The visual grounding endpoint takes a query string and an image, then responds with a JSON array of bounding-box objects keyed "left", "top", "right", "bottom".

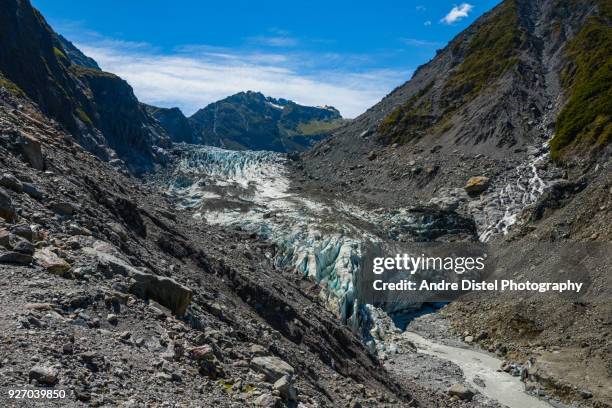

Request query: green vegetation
[
  {"left": 53, "top": 46, "right": 68, "bottom": 62},
  {"left": 550, "top": 0, "right": 611, "bottom": 159},
  {"left": 443, "top": 0, "right": 523, "bottom": 106},
  {"left": 0, "top": 73, "right": 25, "bottom": 97},
  {"left": 75, "top": 107, "right": 93, "bottom": 126},
  {"left": 296, "top": 118, "right": 346, "bottom": 136},
  {"left": 218, "top": 380, "right": 234, "bottom": 393},
  {"left": 378, "top": 82, "right": 434, "bottom": 144},
  {"left": 378, "top": 1, "right": 524, "bottom": 145},
  {"left": 71, "top": 64, "right": 118, "bottom": 79}
]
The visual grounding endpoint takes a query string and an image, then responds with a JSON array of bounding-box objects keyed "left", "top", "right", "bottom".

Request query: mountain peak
[{"left": 163, "top": 92, "right": 345, "bottom": 152}]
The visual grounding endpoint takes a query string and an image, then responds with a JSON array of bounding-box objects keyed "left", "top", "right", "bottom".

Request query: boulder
[
  {"left": 11, "top": 224, "right": 33, "bottom": 241},
  {"left": 106, "top": 313, "right": 118, "bottom": 325},
  {"left": 82, "top": 247, "right": 192, "bottom": 315},
  {"left": 28, "top": 365, "right": 58, "bottom": 385},
  {"left": 189, "top": 345, "right": 214, "bottom": 361},
  {"left": 447, "top": 384, "right": 474, "bottom": 401},
  {"left": 13, "top": 240, "right": 34, "bottom": 255},
  {"left": 0, "top": 251, "right": 32, "bottom": 265},
  {"left": 249, "top": 344, "right": 267, "bottom": 356},
  {"left": 34, "top": 248, "right": 71, "bottom": 275},
  {"left": 22, "top": 183, "right": 43, "bottom": 199},
  {"left": 0, "top": 173, "right": 23, "bottom": 193},
  {"left": 273, "top": 375, "right": 297, "bottom": 400},
  {"left": 0, "top": 188, "right": 16, "bottom": 222},
  {"left": 19, "top": 133, "right": 44, "bottom": 170},
  {"left": 250, "top": 356, "right": 295, "bottom": 382},
  {"left": 254, "top": 394, "right": 281, "bottom": 407},
  {"left": 0, "top": 228, "right": 9, "bottom": 248},
  {"left": 464, "top": 176, "right": 490, "bottom": 195},
  {"left": 129, "top": 272, "right": 192, "bottom": 316},
  {"left": 50, "top": 201, "right": 78, "bottom": 216}
]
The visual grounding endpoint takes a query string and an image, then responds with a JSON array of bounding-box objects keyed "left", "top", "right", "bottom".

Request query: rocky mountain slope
[
  {"left": 0, "top": 83, "right": 432, "bottom": 407},
  {"left": 0, "top": 0, "right": 170, "bottom": 174},
  {"left": 147, "top": 91, "right": 345, "bottom": 152},
  {"left": 0, "top": 1, "right": 430, "bottom": 407},
  {"left": 297, "top": 0, "right": 611, "bottom": 405},
  {"left": 301, "top": 0, "right": 609, "bottom": 205}
]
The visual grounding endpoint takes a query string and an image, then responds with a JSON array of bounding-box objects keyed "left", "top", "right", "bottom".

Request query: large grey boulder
[
  {"left": 0, "top": 251, "right": 32, "bottom": 265},
  {"left": 448, "top": 384, "right": 474, "bottom": 401},
  {"left": 0, "top": 173, "right": 23, "bottom": 193},
  {"left": 273, "top": 375, "right": 297, "bottom": 400},
  {"left": 250, "top": 356, "right": 295, "bottom": 382},
  {"left": 0, "top": 188, "right": 16, "bottom": 222},
  {"left": 82, "top": 246, "right": 192, "bottom": 315},
  {"left": 19, "top": 132, "right": 44, "bottom": 170},
  {"left": 29, "top": 365, "right": 58, "bottom": 385},
  {"left": 129, "top": 271, "right": 192, "bottom": 316}
]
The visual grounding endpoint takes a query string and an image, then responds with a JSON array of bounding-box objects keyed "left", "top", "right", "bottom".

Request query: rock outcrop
[{"left": 0, "top": 0, "right": 170, "bottom": 173}]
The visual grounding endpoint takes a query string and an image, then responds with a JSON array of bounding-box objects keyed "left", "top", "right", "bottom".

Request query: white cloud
[
  {"left": 247, "top": 35, "right": 299, "bottom": 47},
  {"left": 401, "top": 38, "right": 442, "bottom": 47},
  {"left": 415, "top": 5, "right": 426, "bottom": 11},
  {"left": 441, "top": 3, "right": 474, "bottom": 24},
  {"left": 424, "top": 20, "right": 432, "bottom": 26},
  {"left": 76, "top": 39, "right": 409, "bottom": 118}
]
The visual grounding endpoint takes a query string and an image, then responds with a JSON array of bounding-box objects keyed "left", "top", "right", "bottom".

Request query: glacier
[
  {"left": 162, "top": 140, "right": 554, "bottom": 354},
  {"left": 164, "top": 145, "right": 477, "bottom": 349}
]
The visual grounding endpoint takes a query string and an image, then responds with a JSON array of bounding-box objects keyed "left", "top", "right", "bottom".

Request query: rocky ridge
[{"left": 147, "top": 91, "right": 345, "bottom": 153}]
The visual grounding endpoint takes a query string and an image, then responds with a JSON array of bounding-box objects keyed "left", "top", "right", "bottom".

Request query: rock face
[
  {"left": 186, "top": 91, "right": 344, "bottom": 152},
  {"left": 0, "top": 0, "right": 169, "bottom": 173},
  {"left": 250, "top": 356, "right": 295, "bottom": 382},
  {"left": 143, "top": 105, "right": 196, "bottom": 144},
  {"left": 55, "top": 34, "right": 100, "bottom": 70},
  {"left": 11, "top": 94, "right": 415, "bottom": 405}
]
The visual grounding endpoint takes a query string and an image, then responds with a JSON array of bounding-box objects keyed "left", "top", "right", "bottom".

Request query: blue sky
[{"left": 33, "top": 0, "right": 500, "bottom": 117}]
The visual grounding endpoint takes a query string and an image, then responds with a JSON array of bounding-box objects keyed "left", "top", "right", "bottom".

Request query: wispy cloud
[
  {"left": 246, "top": 31, "right": 299, "bottom": 47},
  {"left": 415, "top": 5, "right": 426, "bottom": 11},
  {"left": 74, "top": 36, "right": 409, "bottom": 118},
  {"left": 400, "top": 38, "right": 442, "bottom": 48},
  {"left": 441, "top": 3, "right": 474, "bottom": 24},
  {"left": 424, "top": 20, "right": 432, "bottom": 26}
]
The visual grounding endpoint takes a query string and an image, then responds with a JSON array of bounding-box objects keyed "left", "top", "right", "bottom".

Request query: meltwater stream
[
  {"left": 403, "top": 332, "right": 552, "bottom": 408},
  {"left": 165, "top": 144, "right": 555, "bottom": 407}
]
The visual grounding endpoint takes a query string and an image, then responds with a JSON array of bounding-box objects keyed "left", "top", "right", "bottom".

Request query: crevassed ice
[
  {"left": 167, "top": 145, "right": 373, "bottom": 332},
  {"left": 166, "top": 145, "right": 481, "bottom": 344}
]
